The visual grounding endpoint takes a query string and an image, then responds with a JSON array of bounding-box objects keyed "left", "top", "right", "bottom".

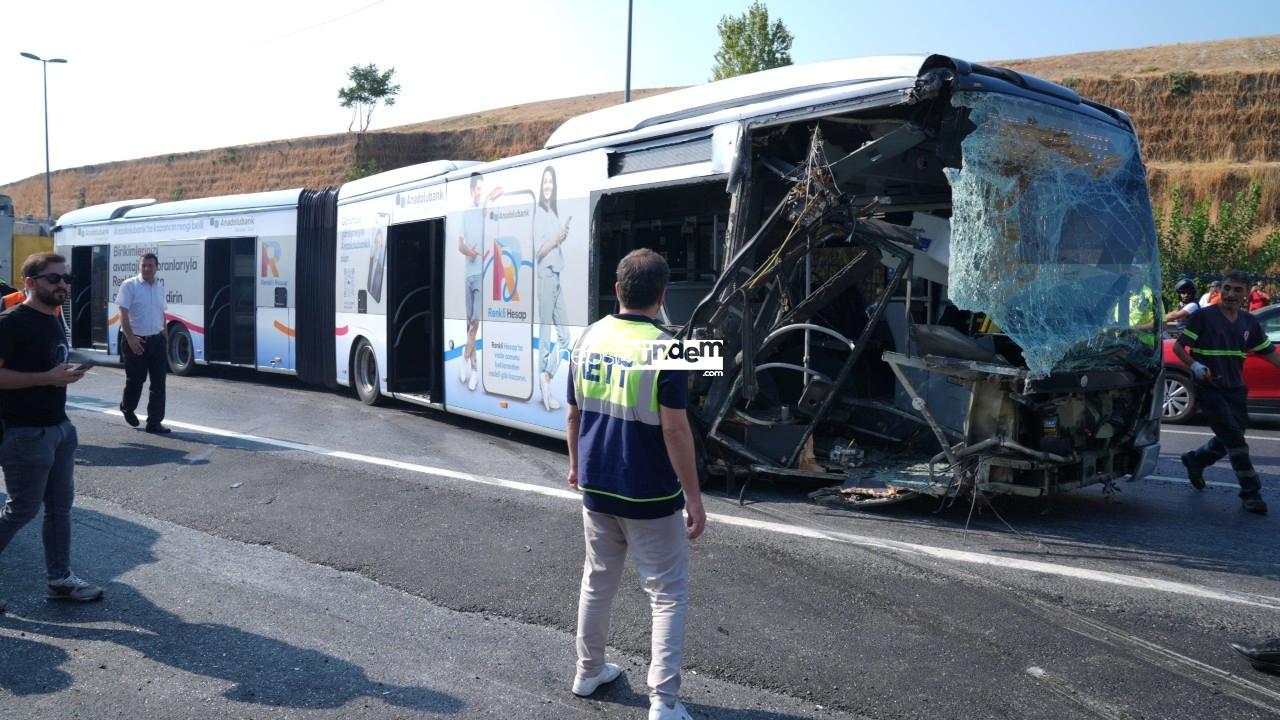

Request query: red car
[{"left": 1162, "top": 303, "right": 1280, "bottom": 423}]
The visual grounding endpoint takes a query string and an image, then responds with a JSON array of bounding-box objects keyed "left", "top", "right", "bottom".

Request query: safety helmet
[{"left": 1175, "top": 278, "right": 1197, "bottom": 295}]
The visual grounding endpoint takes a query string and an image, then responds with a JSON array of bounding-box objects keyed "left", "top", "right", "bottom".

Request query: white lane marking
[
  {"left": 69, "top": 401, "right": 1280, "bottom": 611},
  {"left": 1162, "top": 428, "right": 1280, "bottom": 443},
  {"left": 1145, "top": 474, "right": 1242, "bottom": 490}
]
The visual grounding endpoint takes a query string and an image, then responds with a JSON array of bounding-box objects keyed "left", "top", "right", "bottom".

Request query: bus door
[
  {"left": 205, "top": 237, "right": 257, "bottom": 365},
  {"left": 70, "top": 244, "right": 110, "bottom": 349},
  {"left": 386, "top": 219, "right": 444, "bottom": 399}
]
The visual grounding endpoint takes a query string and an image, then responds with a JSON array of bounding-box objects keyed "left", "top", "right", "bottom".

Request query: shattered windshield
[{"left": 943, "top": 91, "right": 1161, "bottom": 378}]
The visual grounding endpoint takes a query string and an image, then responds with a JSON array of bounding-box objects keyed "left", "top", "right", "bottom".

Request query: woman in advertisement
[{"left": 534, "top": 165, "right": 571, "bottom": 412}]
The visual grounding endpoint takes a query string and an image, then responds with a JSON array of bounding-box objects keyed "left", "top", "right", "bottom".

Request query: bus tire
[
  {"left": 167, "top": 323, "right": 196, "bottom": 376},
  {"left": 353, "top": 339, "right": 384, "bottom": 406}
]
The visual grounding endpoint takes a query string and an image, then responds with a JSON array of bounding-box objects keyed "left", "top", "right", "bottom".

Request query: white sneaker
[
  {"left": 458, "top": 361, "right": 469, "bottom": 385},
  {"left": 545, "top": 375, "right": 562, "bottom": 410},
  {"left": 571, "top": 662, "right": 622, "bottom": 697},
  {"left": 649, "top": 699, "right": 693, "bottom": 720},
  {"left": 47, "top": 573, "right": 104, "bottom": 602},
  {"left": 467, "top": 365, "right": 478, "bottom": 391},
  {"left": 540, "top": 375, "right": 561, "bottom": 411}
]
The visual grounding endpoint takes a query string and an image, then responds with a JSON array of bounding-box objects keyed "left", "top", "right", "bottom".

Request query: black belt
[{"left": 138, "top": 333, "right": 163, "bottom": 339}]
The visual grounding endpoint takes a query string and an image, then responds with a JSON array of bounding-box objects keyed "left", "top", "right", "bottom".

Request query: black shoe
[
  {"left": 121, "top": 404, "right": 140, "bottom": 428},
  {"left": 1230, "top": 638, "right": 1280, "bottom": 674},
  {"left": 1242, "top": 494, "right": 1268, "bottom": 515},
  {"left": 145, "top": 424, "right": 172, "bottom": 435},
  {"left": 1181, "top": 452, "right": 1205, "bottom": 490}
]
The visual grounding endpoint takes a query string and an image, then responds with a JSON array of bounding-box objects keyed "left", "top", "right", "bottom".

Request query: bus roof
[
  {"left": 57, "top": 189, "right": 305, "bottom": 229},
  {"left": 338, "top": 160, "right": 479, "bottom": 202},
  {"left": 545, "top": 55, "right": 928, "bottom": 149},
  {"left": 56, "top": 198, "right": 157, "bottom": 226},
  {"left": 121, "top": 189, "right": 305, "bottom": 220}
]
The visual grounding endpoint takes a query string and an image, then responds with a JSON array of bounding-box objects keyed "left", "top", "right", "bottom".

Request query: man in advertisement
[
  {"left": 0, "top": 252, "right": 103, "bottom": 610},
  {"left": 565, "top": 249, "right": 705, "bottom": 720},
  {"left": 457, "top": 173, "right": 501, "bottom": 392},
  {"left": 117, "top": 253, "right": 171, "bottom": 434}
]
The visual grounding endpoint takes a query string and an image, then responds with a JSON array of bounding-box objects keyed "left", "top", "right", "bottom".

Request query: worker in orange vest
[{"left": 2, "top": 285, "right": 23, "bottom": 309}]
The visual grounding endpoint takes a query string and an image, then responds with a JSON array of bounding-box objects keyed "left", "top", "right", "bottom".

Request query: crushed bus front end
[{"left": 681, "top": 56, "right": 1163, "bottom": 507}]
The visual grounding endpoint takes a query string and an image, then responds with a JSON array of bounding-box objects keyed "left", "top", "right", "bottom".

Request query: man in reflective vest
[
  {"left": 565, "top": 248, "right": 704, "bottom": 720},
  {"left": 1175, "top": 269, "right": 1280, "bottom": 514}
]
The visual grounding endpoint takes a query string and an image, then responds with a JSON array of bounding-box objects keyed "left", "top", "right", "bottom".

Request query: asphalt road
[{"left": 1, "top": 365, "right": 1278, "bottom": 719}]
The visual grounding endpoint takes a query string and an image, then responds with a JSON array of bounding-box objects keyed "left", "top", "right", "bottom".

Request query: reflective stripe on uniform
[{"left": 581, "top": 486, "right": 684, "bottom": 503}]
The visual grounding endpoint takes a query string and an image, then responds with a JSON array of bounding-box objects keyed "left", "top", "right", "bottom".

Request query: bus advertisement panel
[
  {"left": 481, "top": 190, "right": 536, "bottom": 400},
  {"left": 107, "top": 241, "right": 202, "bottom": 355},
  {"left": 443, "top": 153, "right": 599, "bottom": 431}
]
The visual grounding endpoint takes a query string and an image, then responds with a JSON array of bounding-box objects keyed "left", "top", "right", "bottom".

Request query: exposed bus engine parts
[{"left": 679, "top": 59, "right": 1163, "bottom": 506}]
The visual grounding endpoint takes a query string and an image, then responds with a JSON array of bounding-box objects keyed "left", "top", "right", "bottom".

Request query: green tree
[
  {"left": 342, "top": 159, "right": 382, "bottom": 182},
  {"left": 1158, "top": 181, "right": 1280, "bottom": 304},
  {"left": 710, "top": 1, "right": 793, "bottom": 81},
  {"left": 338, "top": 64, "right": 401, "bottom": 133}
]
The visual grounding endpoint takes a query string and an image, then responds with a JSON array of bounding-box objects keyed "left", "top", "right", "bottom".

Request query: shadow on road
[
  {"left": 0, "top": 634, "right": 72, "bottom": 696},
  {"left": 75, "top": 442, "right": 211, "bottom": 468},
  {"left": 0, "top": 505, "right": 464, "bottom": 713}
]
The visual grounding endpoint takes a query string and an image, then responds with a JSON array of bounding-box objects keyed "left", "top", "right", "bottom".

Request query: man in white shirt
[{"left": 117, "top": 253, "right": 170, "bottom": 433}]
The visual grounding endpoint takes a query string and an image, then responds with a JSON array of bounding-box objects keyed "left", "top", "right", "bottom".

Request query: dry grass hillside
[
  {"left": 996, "top": 35, "right": 1280, "bottom": 228},
  {"left": 2, "top": 37, "right": 1278, "bottom": 236},
  {"left": 0, "top": 89, "right": 672, "bottom": 221},
  {"left": 999, "top": 34, "right": 1280, "bottom": 78}
]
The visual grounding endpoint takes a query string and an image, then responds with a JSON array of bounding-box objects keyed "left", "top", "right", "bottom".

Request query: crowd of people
[{"left": 1166, "top": 278, "right": 1275, "bottom": 331}]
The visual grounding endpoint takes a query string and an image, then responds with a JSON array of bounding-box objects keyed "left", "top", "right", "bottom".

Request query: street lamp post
[
  {"left": 624, "top": 0, "right": 633, "bottom": 102},
  {"left": 20, "top": 52, "right": 68, "bottom": 224}
]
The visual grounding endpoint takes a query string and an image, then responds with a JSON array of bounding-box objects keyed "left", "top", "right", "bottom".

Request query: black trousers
[
  {"left": 1185, "top": 383, "right": 1261, "bottom": 497},
  {"left": 122, "top": 334, "right": 167, "bottom": 426}
]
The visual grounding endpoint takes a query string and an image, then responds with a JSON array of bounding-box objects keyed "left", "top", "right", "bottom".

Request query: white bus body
[
  {"left": 57, "top": 55, "right": 1163, "bottom": 500},
  {"left": 56, "top": 190, "right": 303, "bottom": 374}
]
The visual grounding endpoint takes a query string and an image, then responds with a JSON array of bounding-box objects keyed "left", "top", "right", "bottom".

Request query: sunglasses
[{"left": 30, "top": 272, "right": 75, "bottom": 285}]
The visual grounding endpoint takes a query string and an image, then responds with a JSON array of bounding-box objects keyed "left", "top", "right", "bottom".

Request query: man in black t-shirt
[
  {"left": 0, "top": 252, "right": 103, "bottom": 613},
  {"left": 1174, "top": 269, "right": 1280, "bottom": 515}
]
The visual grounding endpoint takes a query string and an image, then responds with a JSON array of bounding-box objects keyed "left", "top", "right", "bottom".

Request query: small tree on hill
[
  {"left": 338, "top": 64, "right": 401, "bottom": 133},
  {"left": 710, "top": 1, "right": 793, "bottom": 81},
  {"left": 1158, "top": 181, "right": 1280, "bottom": 303}
]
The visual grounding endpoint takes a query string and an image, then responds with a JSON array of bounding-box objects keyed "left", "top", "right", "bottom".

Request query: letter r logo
[{"left": 261, "top": 241, "right": 282, "bottom": 278}]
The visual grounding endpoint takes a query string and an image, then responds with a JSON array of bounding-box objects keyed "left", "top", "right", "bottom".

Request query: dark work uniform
[
  {"left": 0, "top": 304, "right": 79, "bottom": 581},
  {"left": 1177, "top": 305, "right": 1274, "bottom": 497}
]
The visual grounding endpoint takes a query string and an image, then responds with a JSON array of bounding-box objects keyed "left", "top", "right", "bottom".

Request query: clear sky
[{"left": 3, "top": 0, "right": 1278, "bottom": 185}]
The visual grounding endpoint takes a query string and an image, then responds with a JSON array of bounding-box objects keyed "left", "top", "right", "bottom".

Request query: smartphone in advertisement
[{"left": 480, "top": 190, "right": 536, "bottom": 400}]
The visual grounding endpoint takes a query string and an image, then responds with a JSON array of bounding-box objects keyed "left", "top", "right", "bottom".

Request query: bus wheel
[
  {"left": 167, "top": 324, "right": 196, "bottom": 376},
  {"left": 353, "top": 340, "right": 383, "bottom": 406}
]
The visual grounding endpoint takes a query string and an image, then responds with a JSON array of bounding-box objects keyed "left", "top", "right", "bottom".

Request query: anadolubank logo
[{"left": 211, "top": 216, "right": 254, "bottom": 229}]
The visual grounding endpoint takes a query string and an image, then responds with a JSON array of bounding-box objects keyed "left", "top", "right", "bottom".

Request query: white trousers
[{"left": 576, "top": 507, "right": 689, "bottom": 705}]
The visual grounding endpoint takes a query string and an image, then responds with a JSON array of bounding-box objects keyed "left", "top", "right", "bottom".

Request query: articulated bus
[{"left": 56, "top": 55, "right": 1163, "bottom": 504}]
